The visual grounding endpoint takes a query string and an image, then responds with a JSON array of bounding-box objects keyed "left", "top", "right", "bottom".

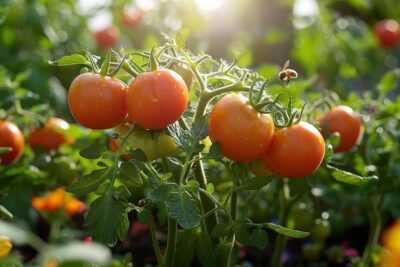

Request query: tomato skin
[
  {"left": 121, "top": 9, "right": 143, "bottom": 28},
  {"left": 208, "top": 94, "right": 275, "bottom": 163},
  {"left": 126, "top": 69, "right": 188, "bottom": 129},
  {"left": 0, "top": 121, "right": 24, "bottom": 165},
  {"left": 263, "top": 122, "right": 325, "bottom": 178},
  {"left": 28, "top": 118, "right": 73, "bottom": 151},
  {"left": 94, "top": 27, "right": 119, "bottom": 49},
  {"left": 374, "top": 20, "right": 400, "bottom": 49},
  {"left": 318, "top": 105, "right": 363, "bottom": 153},
  {"left": 68, "top": 73, "right": 128, "bottom": 129}
]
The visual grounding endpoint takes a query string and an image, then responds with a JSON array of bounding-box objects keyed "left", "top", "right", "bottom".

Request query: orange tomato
[
  {"left": 0, "top": 121, "right": 24, "bottom": 165},
  {"left": 68, "top": 73, "right": 128, "bottom": 129},
  {"left": 28, "top": 118, "right": 74, "bottom": 151},
  {"left": 108, "top": 136, "right": 132, "bottom": 160},
  {"left": 126, "top": 69, "right": 188, "bottom": 129},
  {"left": 318, "top": 105, "right": 363, "bottom": 153},
  {"left": 208, "top": 94, "right": 275, "bottom": 163},
  {"left": 263, "top": 122, "right": 325, "bottom": 178}
]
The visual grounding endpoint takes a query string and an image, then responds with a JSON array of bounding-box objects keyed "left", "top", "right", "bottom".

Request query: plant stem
[
  {"left": 361, "top": 195, "right": 383, "bottom": 267},
  {"left": 149, "top": 216, "right": 164, "bottom": 266},
  {"left": 223, "top": 189, "right": 238, "bottom": 267},
  {"left": 271, "top": 179, "right": 290, "bottom": 267},
  {"left": 165, "top": 217, "right": 177, "bottom": 267}
]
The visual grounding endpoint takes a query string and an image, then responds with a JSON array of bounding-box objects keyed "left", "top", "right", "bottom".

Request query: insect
[{"left": 278, "top": 60, "right": 298, "bottom": 85}]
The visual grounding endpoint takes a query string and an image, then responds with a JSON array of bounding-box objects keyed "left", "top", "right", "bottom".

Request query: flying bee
[{"left": 278, "top": 60, "right": 298, "bottom": 85}]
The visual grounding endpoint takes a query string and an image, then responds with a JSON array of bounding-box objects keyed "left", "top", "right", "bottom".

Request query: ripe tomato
[
  {"left": 208, "top": 94, "right": 275, "bottom": 163},
  {"left": 121, "top": 9, "right": 143, "bottom": 28},
  {"left": 318, "top": 105, "right": 363, "bottom": 153},
  {"left": 28, "top": 118, "right": 74, "bottom": 151},
  {"left": 126, "top": 69, "right": 188, "bottom": 129},
  {"left": 108, "top": 136, "right": 132, "bottom": 160},
  {"left": 68, "top": 73, "right": 127, "bottom": 129},
  {"left": 373, "top": 20, "right": 400, "bottom": 49},
  {"left": 94, "top": 27, "right": 119, "bottom": 49},
  {"left": 0, "top": 121, "right": 24, "bottom": 165},
  {"left": 262, "top": 122, "right": 325, "bottom": 178},
  {"left": 170, "top": 63, "right": 193, "bottom": 89}
]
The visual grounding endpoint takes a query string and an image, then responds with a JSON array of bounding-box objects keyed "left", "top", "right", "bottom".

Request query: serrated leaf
[
  {"left": 175, "top": 229, "right": 197, "bottom": 267},
  {"left": 167, "top": 187, "right": 201, "bottom": 229},
  {"left": 84, "top": 194, "right": 128, "bottom": 246},
  {"left": 265, "top": 223, "right": 309, "bottom": 238},
  {"left": 195, "top": 230, "right": 216, "bottom": 267},
  {"left": 327, "top": 165, "right": 378, "bottom": 185},
  {"left": 237, "top": 175, "right": 275, "bottom": 190},
  {"left": 209, "top": 142, "right": 223, "bottom": 161},
  {"left": 118, "top": 161, "right": 143, "bottom": 187},
  {"left": 67, "top": 168, "right": 110, "bottom": 195},
  {"left": 79, "top": 144, "right": 106, "bottom": 159},
  {"left": 190, "top": 116, "right": 209, "bottom": 142},
  {"left": 250, "top": 228, "right": 268, "bottom": 249},
  {"left": 377, "top": 68, "right": 400, "bottom": 95},
  {"left": 148, "top": 183, "right": 178, "bottom": 202},
  {"left": 49, "top": 54, "right": 90, "bottom": 66}
]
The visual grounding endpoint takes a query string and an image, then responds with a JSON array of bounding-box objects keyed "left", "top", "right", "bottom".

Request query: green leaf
[
  {"left": 79, "top": 144, "right": 106, "bottom": 159},
  {"left": 0, "top": 147, "right": 12, "bottom": 154},
  {"left": 129, "top": 148, "right": 148, "bottom": 162},
  {"left": 167, "top": 187, "right": 201, "bottom": 229},
  {"left": 137, "top": 208, "right": 152, "bottom": 224},
  {"left": 0, "top": 205, "right": 13, "bottom": 220},
  {"left": 67, "top": 168, "right": 110, "bottom": 195},
  {"left": 211, "top": 223, "right": 231, "bottom": 238},
  {"left": 42, "top": 242, "right": 111, "bottom": 265},
  {"left": 84, "top": 194, "right": 128, "bottom": 246},
  {"left": 237, "top": 175, "right": 275, "bottom": 190},
  {"left": 209, "top": 142, "right": 223, "bottom": 161},
  {"left": 49, "top": 54, "right": 90, "bottom": 66},
  {"left": 265, "top": 223, "right": 310, "bottom": 238},
  {"left": 377, "top": 68, "right": 400, "bottom": 96},
  {"left": 148, "top": 183, "right": 178, "bottom": 202},
  {"left": 327, "top": 165, "right": 378, "bottom": 185},
  {"left": 185, "top": 180, "right": 200, "bottom": 192},
  {"left": 195, "top": 230, "right": 217, "bottom": 267},
  {"left": 174, "top": 229, "right": 197, "bottom": 267},
  {"left": 116, "top": 212, "right": 130, "bottom": 241},
  {"left": 118, "top": 161, "right": 143, "bottom": 187},
  {"left": 250, "top": 228, "right": 269, "bottom": 249},
  {"left": 206, "top": 183, "right": 215, "bottom": 194}
]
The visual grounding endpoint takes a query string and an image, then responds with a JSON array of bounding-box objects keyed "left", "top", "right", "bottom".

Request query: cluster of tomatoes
[
  {"left": 95, "top": 8, "right": 145, "bottom": 50},
  {"left": 374, "top": 19, "right": 400, "bottom": 49},
  {"left": 208, "top": 94, "right": 363, "bottom": 178},
  {"left": 0, "top": 117, "right": 73, "bottom": 165}
]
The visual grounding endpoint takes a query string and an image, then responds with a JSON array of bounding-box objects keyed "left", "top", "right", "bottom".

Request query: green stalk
[
  {"left": 165, "top": 217, "right": 178, "bottom": 267},
  {"left": 271, "top": 180, "right": 290, "bottom": 267},
  {"left": 149, "top": 216, "right": 164, "bottom": 266},
  {"left": 223, "top": 190, "right": 237, "bottom": 267},
  {"left": 361, "top": 195, "right": 383, "bottom": 267}
]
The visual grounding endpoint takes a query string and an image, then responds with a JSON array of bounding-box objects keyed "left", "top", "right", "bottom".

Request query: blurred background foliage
[{"left": 0, "top": 0, "right": 399, "bottom": 119}]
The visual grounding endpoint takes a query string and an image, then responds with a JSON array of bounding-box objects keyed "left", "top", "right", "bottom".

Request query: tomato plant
[
  {"left": 263, "top": 122, "right": 325, "bottom": 178},
  {"left": 0, "top": 121, "right": 24, "bottom": 165}
]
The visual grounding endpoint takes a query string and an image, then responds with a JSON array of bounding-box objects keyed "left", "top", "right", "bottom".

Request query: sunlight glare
[{"left": 194, "top": 0, "right": 224, "bottom": 13}]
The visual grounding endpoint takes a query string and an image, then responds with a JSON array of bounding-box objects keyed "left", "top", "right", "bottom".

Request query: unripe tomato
[
  {"left": 373, "top": 20, "right": 400, "bottom": 49},
  {"left": 94, "top": 27, "right": 119, "bottom": 50},
  {"left": 28, "top": 118, "right": 74, "bottom": 151},
  {"left": 121, "top": 9, "right": 144, "bottom": 28},
  {"left": 49, "top": 156, "right": 78, "bottom": 184},
  {"left": 68, "top": 73, "right": 128, "bottom": 129},
  {"left": 263, "top": 122, "right": 325, "bottom": 178},
  {"left": 170, "top": 63, "right": 193, "bottom": 89},
  {"left": 126, "top": 69, "right": 188, "bottom": 129},
  {"left": 250, "top": 160, "right": 272, "bottom": 176},
  {"left": 0, "top": 236, "right": 12, "bottom": 259},
  {"left": 311, "top": 218, "right": 331, "bottom": 241},
  {"left": 0, "top": 121, "right": 24, "bottom": 165},
  {"left": 290, "top": 202, "right": 315, "bottom": 231},
  {"left": 208, "top": 94, "right": 275, "bottom": 163},
  {"left": 302, "top": 243, "right": 322, "bottom": 261},
  {"left": 318, "top": 105, "right": 363, "bottom": 153}
]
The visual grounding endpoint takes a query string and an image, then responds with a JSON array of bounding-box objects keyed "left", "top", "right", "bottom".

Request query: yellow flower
[{"left": 0, "top": 236, "right": 12, "bottom": 259}]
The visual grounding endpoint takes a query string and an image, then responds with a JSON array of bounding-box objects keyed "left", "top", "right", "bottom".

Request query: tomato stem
[
  {"left": 149, "top": 215, "right": 164, "bottom": 266},
  {"left": 149, "top": 46, "right": 159, "bottom": 71},
  {"left": 100, "top": 50, "right": 112, "bottom": 76},
  {"left": 164, "top": 217, "right": 177, "bottom": 267}
]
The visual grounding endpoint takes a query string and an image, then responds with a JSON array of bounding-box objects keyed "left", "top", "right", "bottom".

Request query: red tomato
[
  {"left": 94, "top": 27, "right": 119, "bottom": 50},
  {"left": 121, "top": 9, "right": 144, "bottom": 28},
  {"left": 374, "top": 20, "right": 400, "bottom": 49},
  {"left": 208, "top": 94, "right": 275, "bottom": 163},
  {"left": 318, "top": 105, "right": 363, "bottom": 153},
  {"left": 0, "top": 121, "right": 24, "bottom": 165},
  {"left": 108, "top": 137, "right": 132, "bottom": 160},
  {"left": 262, "top": 122, "right": 325, "bottom": 178},
  {"left": 28, "top": 118, "right": 74, "bottom": 151},
  {"left": 68, "top": 73, "right": 128, "bottom": 129},
  {"left": 126, "top": 69, "right": 188, "bottom": 129}
]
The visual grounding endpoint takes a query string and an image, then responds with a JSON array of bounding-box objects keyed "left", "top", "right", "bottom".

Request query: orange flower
[
  {"left": 31, "top": 188, "right": 85, "bottom": 216},
  {"left": 65, "top": 197, "right": 86, "bottom": 216},
  {"left": 377, "top": 249, "right": 400, "bottom": 267},
  {"left": 382, "top": 220, "right": 400, "bottom": 255}
]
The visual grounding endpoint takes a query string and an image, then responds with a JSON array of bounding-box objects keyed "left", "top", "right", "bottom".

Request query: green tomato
[
  {"left": 290, "top": 202, "right": 315, "bottom": 231},
  {"left": 49, "top": 156, "right": 78, "bottom": 184},
  {"left": 311, "top": 219, "right": 331, "bottom": 241},
  {"left": 170, "top": 62, "right": 193, "bottom": 89}
]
